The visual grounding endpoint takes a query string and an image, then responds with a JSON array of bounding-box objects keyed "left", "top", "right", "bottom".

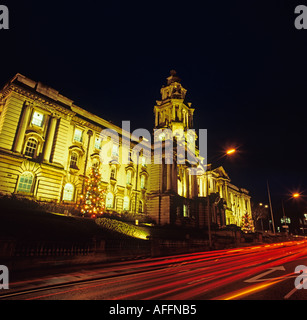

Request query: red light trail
[{"left": 2, "top": 240, "right": 307, "bottom": 300}]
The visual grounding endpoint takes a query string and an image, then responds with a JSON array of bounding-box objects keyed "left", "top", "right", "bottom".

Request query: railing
[
  {"left": 0, "top": 239, "right": 101, "bottom": 258},
  {"left": 14, "top": 242, "right": 95, "bottom": 257},
  {"left": 14, "top": 241, "right": 95, "bottom": 257}
]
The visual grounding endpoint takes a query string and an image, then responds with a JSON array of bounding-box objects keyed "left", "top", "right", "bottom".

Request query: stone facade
[{"left": 0, "top": 72, "right": 252, "bottom": 229}]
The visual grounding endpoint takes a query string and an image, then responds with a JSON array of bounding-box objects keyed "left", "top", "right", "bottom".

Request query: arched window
[
  {"left": 70, "top": 152, "right": 78, "bottom": 169},
  {"left": 62, "top": 183, "right": 74, "bottom": 201},
  {"left": 17, "top": 171, "right": 34, "bottom": 193},
  {"left": 138, "top": 200, "right": 143, "bottom": 213},
  {"left": 123, "top": 196, "right": 130, "bottom": 211},
  {"left": 24, "top": 137, "right": 38, "bottom": 158},
  {"left": 106, "top": 192, "right": 114, "bottom": 208}
]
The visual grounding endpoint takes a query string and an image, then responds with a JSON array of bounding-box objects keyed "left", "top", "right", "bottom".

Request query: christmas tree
[
  {"left": 241, "top": 212, "right": 254, "bottom": 233},
  {"left": 77, "top": 165, "right": 105, "bottom": 218}
]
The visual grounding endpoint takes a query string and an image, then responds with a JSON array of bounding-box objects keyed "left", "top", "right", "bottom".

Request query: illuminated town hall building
[{"left": 0, "top": 72, "right": 252, "bottom": 229}]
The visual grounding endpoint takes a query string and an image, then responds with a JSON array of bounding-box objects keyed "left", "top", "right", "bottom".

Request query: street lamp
[
  {"left": 290, "top": 192, "right": 304, "bottom": 234},
  {"left": 226, "top": 148, "right": 236, "bottom": 155},
  {"left": 281, "top": 192, "right": 302, "bottom": 234}
]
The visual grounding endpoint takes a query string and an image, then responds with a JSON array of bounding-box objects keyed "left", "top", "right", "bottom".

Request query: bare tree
[{"left": 251, "top": 202, "right": 269, "bottom": 231}]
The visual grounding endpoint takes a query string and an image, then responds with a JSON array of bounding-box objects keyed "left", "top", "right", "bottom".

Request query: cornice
[
  {"left": 9, "top": 83, "right": 76, "bottom": 119},
  {"left": 71, "top": 115, "right": 103, "bottom": 133}
]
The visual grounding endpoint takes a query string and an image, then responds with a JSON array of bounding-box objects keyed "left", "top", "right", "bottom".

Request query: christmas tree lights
[
  {"left": 77, "top": 165, "right": 105, "bottom": 218},
  {"left": 241, "top": 212, "right": 254, "bottom": 233}
]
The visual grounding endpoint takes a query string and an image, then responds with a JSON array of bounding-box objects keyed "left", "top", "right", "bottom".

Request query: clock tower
[
  {"left": 148, "top": 71, "right": 199, "bottom": 225},
  {"left": 154, "top": 70, "right": 195, "bottom": 135}
]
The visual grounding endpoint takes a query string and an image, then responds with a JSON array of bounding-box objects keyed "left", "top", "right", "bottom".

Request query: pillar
[
  {"left": 172, "top": 162, "right": 177, "bottom": 194},
  {"left": 191, "top": 170, "right": 198, "bottom": 198},
  {"left": 185, "top": 168, "right": 189, "bottom": 198},
  {"left": 14, "top": 102, "right": 32, "bottom": 153},
  {"left": 167, "top": 163, "right": 172, "bottom": 191},
  {"left": 155, "top": 110, "right": 158, "bottom": 127},
  {"left": 42, "top": 116, "right": 57, "bottom": 162}
]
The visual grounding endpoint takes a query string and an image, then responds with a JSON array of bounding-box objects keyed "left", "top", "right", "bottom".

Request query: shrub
[{"left": 95, "top": 218, "right": 150, "bottom": 240}]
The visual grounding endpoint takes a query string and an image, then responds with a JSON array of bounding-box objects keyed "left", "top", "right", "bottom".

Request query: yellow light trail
[{"left": 215, "top": 279, "right": 283, "bottom": 300}]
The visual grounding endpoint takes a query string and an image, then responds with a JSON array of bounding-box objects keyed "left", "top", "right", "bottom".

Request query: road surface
[{"left": 1, "top": 239, "right": 307, "bottom": 300}]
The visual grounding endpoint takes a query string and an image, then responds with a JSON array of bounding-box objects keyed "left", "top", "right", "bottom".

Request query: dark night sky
[{"left": 1, "top": 0, "right": 307, "bottom": 227}]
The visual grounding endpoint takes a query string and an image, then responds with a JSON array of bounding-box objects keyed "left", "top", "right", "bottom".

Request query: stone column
[
  {"left": 191, "top": 169, "right": 198, "bottom": 198},
  {"left": 155, "top": 110, "right": 158, "bottom": 127},
  {"left": 182, "top": 169, "right": 185, "bottom": 196},
  {"left": 166, "top": 163, "right": 172, "bottom": 191},
  {"left": 185, "top": 168, "right": 190, "bottom": 198},
  {"left": 165, "top": 150, "right": 172, "bottom": 191},
  {"left": 172, "top": 162, "right": 177, "bottom": 194},
  {"left": 42, "top": 115, "right": 58, "bottom": 162},
  {"left": 205, "top": 173, "right": 210, "bottom": 197},
  {"left": 14, "top": 102, "right": 32, "bottom": 153}
]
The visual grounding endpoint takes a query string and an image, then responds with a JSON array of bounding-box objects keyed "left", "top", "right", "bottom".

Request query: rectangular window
[
  {"left": 94, "top": 136, "right": 102, "bottom": 150},
  {"left": 123, "top": 196, "right": 130, "bottom": 211},
  {"left": 141, "top": 156, "right": 147, "bottom": 167},
  {"left": 112, "top": 144, "right": 119, "bottom": 157},
  {"left": 140, "top": 175, "right": 146, "bottom": 189},
  {"left": 74, "top": 128, "right": 83, "bottom": 142},
  {"left": 31, "top": 111, "right": 44, "bottom": 127},
  {"left": 70, "top": 152, "right": 78, "bottom": 169},
  {"left": 110, "top": 167, "right": 116, "bottom": 180},
  {"left": 183, "top": 204, "right": 189, "bottom": 217},
  {"left": 126, "top": 171, "right": 132, "bottom": 184},
  {"left": 106, "top": 192, "right": 114, "bottom": 208},
  {"left": 138, "top": 200, "right": 143, "bottom": 213},
  {"left": 128, "top": 151, "right": 132, "bottom": 163}
]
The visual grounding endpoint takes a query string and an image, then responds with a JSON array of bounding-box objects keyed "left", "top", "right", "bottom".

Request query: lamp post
[
  {"left": 206, "top": 165, "right": 212, "bottom": 248},
  {"left": 267, "top": 180, "right": 276, "bottom": 234},
  {"left": 291, "top": 193, "right": 302, "bottom": 234},
  {"left": 281, "top": 199, "right": 288, "bottom": 233},
  {"left": 134, "top": 152, "right": 139, "bottom": 214},
  {"left": 281, "top": 193, "right": 301, "bottom": 234}
]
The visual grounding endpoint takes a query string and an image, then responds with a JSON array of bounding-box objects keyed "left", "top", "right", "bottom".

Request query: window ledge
[{"left": 69, "top": 167, "right": 79, "bottom": 174}]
